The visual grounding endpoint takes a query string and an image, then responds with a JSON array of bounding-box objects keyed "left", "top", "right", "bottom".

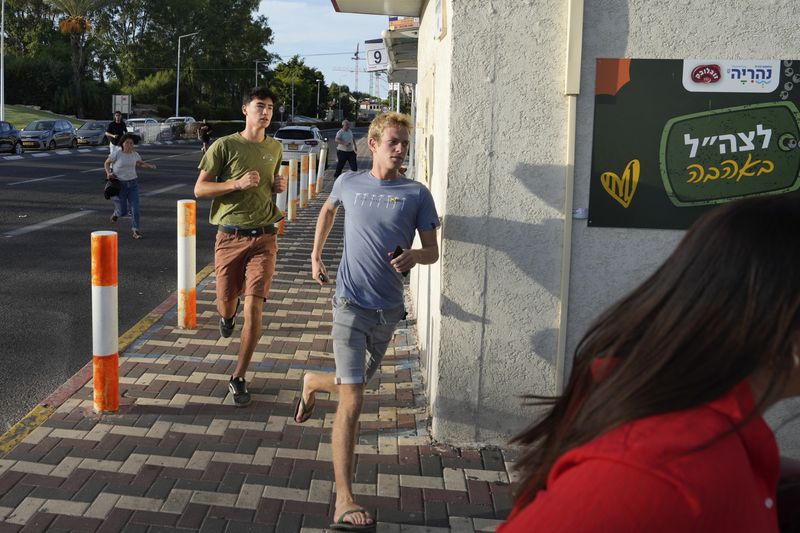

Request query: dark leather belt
[{"left": 218, "top": 225, "right": 277, "bottom": 236}]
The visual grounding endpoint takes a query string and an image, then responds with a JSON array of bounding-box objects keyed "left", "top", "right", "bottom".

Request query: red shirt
[{"left": 499, "top": 382, "right": 780, "bottom": 532}]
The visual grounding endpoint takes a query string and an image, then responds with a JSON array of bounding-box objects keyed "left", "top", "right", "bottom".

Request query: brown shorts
[{"left": 214, "top": 231, "right": 278, "bottom": 302}]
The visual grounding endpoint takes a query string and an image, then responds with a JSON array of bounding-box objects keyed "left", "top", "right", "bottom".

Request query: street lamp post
[
  {"left": 315, "top": 79, "right": 322, "bottom": 119},
  {"left": 175, "top": 31, "right": 199, "bottom": 117}
]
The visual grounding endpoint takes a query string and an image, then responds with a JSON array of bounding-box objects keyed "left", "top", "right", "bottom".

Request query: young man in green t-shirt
[{"left": 194, "top": 87, "right": 287, "bottom": 407}]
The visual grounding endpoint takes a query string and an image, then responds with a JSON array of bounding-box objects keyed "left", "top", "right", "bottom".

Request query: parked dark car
[
  {"left": 76, "top": 120, "right": 111, "bottom": 146},
  {"left": 20, "top": 119, "right": 77, "bottom": 150},
  {"left": 0, "top": 121, "right": 24, "bottom": 155}
]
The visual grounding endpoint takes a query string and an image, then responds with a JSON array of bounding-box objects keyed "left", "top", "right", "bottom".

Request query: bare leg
[
  {"left": 331, "top": 384, "right": 373, "bottom": 526},
  {"left": 217, "top": 298, "right": 238, "bottom": 322},
  {"left": 233, "top": 294, "right": 264, "bottom": 378},
  {"left": 301, "top": 371, "right": 336, "bottom": 402}
]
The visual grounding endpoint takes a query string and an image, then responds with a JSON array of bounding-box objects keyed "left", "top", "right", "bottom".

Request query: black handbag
[{"left": 103, "top": 177, "right": 121, "bottom": 199}]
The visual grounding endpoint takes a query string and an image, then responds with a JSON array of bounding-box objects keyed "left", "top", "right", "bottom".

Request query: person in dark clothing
[
  {"left": 199, "top": 119, "right": 213, "bottom": 153},
  {"left": 105, "top": 110, "right": 127, "bottom": 157}
]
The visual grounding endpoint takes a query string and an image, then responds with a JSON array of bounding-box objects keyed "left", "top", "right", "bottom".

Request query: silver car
[
  {"left": 76, "top": 120, "right": 111, "bottom": 146},
  {"left": 20, "top": 119, "right": 77, "bottom": 150}
]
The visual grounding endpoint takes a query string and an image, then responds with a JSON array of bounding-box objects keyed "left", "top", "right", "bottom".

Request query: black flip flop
[
  {"left": 329, "top": 508, "right": 376, "bottom": 531},
  {"left": 293, "top": 373, "right": 315, "bottom": 423}
]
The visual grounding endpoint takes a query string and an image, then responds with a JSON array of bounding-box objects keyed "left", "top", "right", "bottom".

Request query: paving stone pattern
[{"left": 0, "top": 155, "right": 516, "bottom": 532}]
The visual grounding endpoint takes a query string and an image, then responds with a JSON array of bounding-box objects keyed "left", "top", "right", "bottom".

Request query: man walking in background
[
  {"left": 194, "top": 87, "right": 287, "bottom": 407},
  {"left": 105, "top": 110, "right": 126, "bottom": 157},
  {"left": 334, "top": 119, "right": 358, "bottom": 177},
  {"left": 299, "top": 112, "right": 440, "bottom": 529}
]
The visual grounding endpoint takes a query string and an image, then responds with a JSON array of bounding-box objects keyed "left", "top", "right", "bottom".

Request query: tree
[
  {"left": 46, "top": 0, "right": 105, "bottom": 117},
  {"left": 329, "top": 82, "right": 355, "bottom": 121},
  {"left": 272, "top": 56, "right": 325, "bottom": 120},
  {"left": 3, "top": 0, "right": 61, "bottom": 57}
]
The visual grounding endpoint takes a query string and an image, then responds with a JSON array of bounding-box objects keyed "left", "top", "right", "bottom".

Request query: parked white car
[
  {"left": 273, "top": 126, "right": 327, "bottom": 168},
  {"left": 161, "top": 116, "right": 196, "bottom": 140},
  {"left": 127, "top": 118, "right": 161, "bottom": 143}
]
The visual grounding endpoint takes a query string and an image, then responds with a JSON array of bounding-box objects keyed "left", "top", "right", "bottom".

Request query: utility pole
[
  {"left": 290, "top": 77, "right": 295, "bottom": 123},
  {"left": 316, "top": 79, "right": 322, "bottom": 119},
  {"left": 175, "top": 31, "right": 199, "bottom": 117},
  {"left": 352, "top": 43, "right": 360, "bottom": 94}
]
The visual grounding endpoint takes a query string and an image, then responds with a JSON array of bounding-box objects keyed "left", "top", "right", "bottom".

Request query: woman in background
[
  {"left": 500, "top": 194, "right": 800, "bottom": 533},
  {"left": 104, "top": 133, "right": 156, "bottom": 239}
]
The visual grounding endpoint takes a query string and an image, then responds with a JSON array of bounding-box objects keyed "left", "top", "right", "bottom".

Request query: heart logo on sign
[{"left": 600, "top": 159, "right": 640, "bottom": 208}]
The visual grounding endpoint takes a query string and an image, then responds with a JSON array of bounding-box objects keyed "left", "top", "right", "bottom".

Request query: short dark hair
[
  {"left": 114, "top": 110, "right": 121, "bottom": 115},
  {"left": 119, "top": 133, "right": 137, "bottom": 145},
  {"left": 243, "top": 87, "right": 277, "bottom": 105}
]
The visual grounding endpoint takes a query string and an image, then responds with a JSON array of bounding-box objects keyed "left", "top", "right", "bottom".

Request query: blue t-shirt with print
[{"left": 328, "top": 170, "right": 440, "bottom": 309}]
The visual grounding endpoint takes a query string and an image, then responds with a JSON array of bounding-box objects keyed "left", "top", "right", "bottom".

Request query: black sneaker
[
  {"left": 219, "top": 300, "right": 240, "bottom": 338},
  {"left": 228, "top": 376, "right": 251, "bottom": 407}
]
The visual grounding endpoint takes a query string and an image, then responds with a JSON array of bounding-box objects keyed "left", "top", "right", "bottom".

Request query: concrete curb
[{"left": 0, "top": 264, "right": 216, "bottom": 457}]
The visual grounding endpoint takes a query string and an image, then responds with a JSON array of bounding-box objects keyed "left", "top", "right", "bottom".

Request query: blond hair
[{"left": 368, "top": 112, "right": 412, "bottom": 144}]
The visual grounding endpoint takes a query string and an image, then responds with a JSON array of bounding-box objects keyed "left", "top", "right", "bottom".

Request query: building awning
[
  {"left": 330, "top": 0, "right": 423, "bottom": 17},
  {"left": 383, "top": 28, "right": 419, "bottom": 83}
]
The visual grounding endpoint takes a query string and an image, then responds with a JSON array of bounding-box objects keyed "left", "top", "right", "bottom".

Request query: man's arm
[
  {"left": 194, "top": 169, "right": 260, "bottom": 198},
  {"left": 104, "top": 124, "right": 117, "bottom": 142},
  {"left": 389, "top": 229, "right": 439, "bottom": 273},
  {"left": 310, "top": 201, "right": 339, "bottom": 284}
]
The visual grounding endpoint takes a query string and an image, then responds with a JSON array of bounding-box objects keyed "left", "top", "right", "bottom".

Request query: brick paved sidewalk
[{"left": 0, "top": 153, "right": 516, "bottom": 532}]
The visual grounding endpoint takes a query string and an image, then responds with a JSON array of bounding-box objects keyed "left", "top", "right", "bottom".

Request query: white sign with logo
[
  {"left": 365, "top": 38, "right": 388, "bottom": 72},
  {"left": 682, "top": 59, "right": 780, "bottom": 93},
  {"left": 112, "top": 94, "right": 132, "bottom": 114}
]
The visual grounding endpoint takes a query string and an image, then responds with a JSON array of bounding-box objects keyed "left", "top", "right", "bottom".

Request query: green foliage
[
  {"left": 271, "top": 56, "right": 326, "bottom": 119},
  {"left": 1, "top": 1, "right": 342, "bottom": 121},
  {"left": 4, "top": 55, "right": 71, "bottom": 109},
  {"left": 121, "top": 70, "right": 175, "bottom": 107}
]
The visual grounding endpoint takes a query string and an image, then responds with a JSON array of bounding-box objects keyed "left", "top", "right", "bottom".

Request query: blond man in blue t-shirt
[{"left": 301, "top": 112, "right": 440, "bottom": 530}]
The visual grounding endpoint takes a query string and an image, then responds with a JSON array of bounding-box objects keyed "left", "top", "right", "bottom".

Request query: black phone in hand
[{"left": 392, "top": 246, "right": 409, "bottom": 277}]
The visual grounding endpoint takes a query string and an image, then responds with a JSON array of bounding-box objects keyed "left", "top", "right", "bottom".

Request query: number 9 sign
[{"left": 364, "top": 39, "right": 388, "bottom": 71}]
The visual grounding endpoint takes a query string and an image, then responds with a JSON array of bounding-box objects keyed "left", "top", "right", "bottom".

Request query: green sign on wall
[{"left": 589, "top": 59, "right": 800, "bottom": 229}]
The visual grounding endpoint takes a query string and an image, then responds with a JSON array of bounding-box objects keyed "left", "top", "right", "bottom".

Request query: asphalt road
[
  {"left": 0, "top": 129, "right": 351, "bottom": 433},
  {"left": 0, "top": 141, "right": 222, "bottom": 431}
]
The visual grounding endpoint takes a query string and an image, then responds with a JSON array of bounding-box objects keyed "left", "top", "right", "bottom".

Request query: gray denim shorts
[{"left": 331, "top": 295, "right": 405, "bottom": 385}]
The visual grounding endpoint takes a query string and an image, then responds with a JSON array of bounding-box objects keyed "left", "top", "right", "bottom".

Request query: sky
[{"left": 257, "top": 0, "right": 391, "bottom": 97}]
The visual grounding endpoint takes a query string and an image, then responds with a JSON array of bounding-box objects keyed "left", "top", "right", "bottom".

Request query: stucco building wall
[{"left": 410, "top": 0, "right": 800, "bottom": 457}]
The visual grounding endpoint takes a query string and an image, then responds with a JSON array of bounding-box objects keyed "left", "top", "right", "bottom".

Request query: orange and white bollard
[
  {"left": 91, "top": 231, "right": 119, "bottom": 414},
  {"left": 300, "top": 154, "right": 309, "bottom": 208},
  {"left": 309, "top": 153, "right": 317, "bottom": 199},
  {"left": 288, "top": 159, "right": 298, "bottom": 222},
  {"left": 317, "top": 147, "right": 327, "bottom": 193},
  {"left": 276, "top": 162, "right": 289, "bottom": 235},
  {"left": 177, "top": 200, "right": 196, "bottom": 330}
]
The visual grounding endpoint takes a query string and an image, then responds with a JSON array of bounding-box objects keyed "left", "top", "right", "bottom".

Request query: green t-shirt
[{"left": 198, "top": 132, "right": 283, "bottom": 227}]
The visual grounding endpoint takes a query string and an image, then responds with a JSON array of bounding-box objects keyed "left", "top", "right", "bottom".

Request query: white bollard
[
  {"left": 309, "top": 152, "right": 317, "bottom": 199},
  {"left": 276, "top": 161, "right": 289, "bottom": 234},
  {"left": 91, "top": 231, "right": 119, "bottom": 413},
  {"left": 177, "top": 200, "right": 196, "bottom": 330},
  {"left": 300, "top": 154, "right": 309, "bottom": 208},
  {"left": 317, "top": 147, "right": 327, "bottom": 193},
  {"left": 288, "top": 159, "right": 298, "bottom": 222}
]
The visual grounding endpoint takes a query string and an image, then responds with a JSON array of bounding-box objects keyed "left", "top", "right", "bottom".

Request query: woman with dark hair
[
  {"left": 499, "top": 194, "right": 800, "bottom": 532},
  {"left": 104, "top": 133, "right": 156, "bottom": 239}
]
